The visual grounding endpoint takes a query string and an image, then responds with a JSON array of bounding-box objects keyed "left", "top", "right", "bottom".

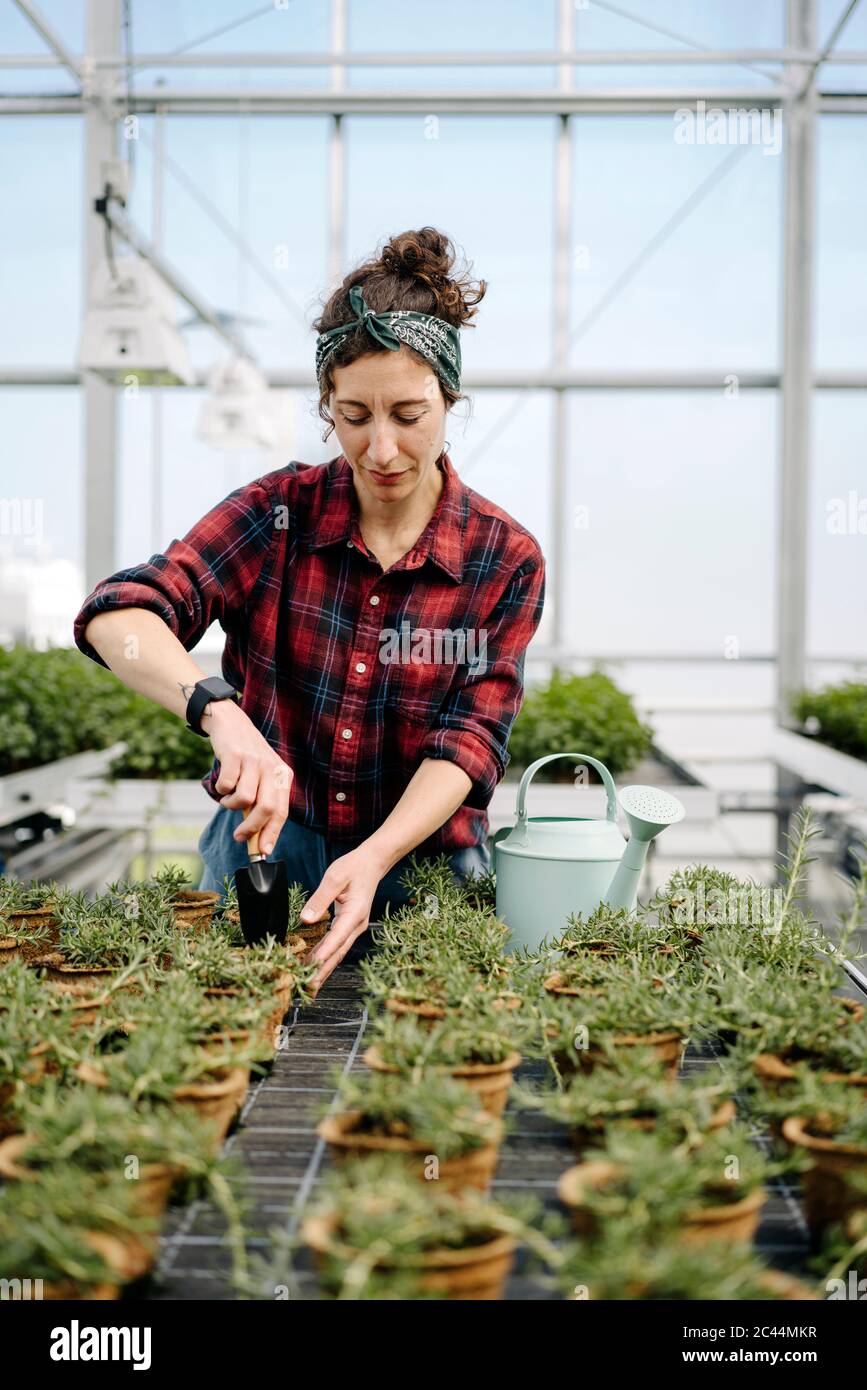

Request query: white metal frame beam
[
  {"left": 82, "top": 0, "right": 119, "bottom": 595},
  {"left": 776, "top": 0, "right": 819, "bottom": 730},
  {"left": 5, "top": 93, "right": 867, "bottom": 115},
  {"left": 7, "top": 0, "right": 83, "bottom": 87}
]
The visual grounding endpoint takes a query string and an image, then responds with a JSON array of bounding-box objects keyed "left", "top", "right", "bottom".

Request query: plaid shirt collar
[{"left": 303, "top": 451, "right": 467, "bottom": 583}]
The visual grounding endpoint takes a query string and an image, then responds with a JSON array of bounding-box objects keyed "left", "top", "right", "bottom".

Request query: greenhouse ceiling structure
[{"left": 1, "top": 0, "right": 866, "bottom": 726}]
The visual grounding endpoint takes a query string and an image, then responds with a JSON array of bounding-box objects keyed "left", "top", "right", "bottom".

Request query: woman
[{"left": 74, "top": 228, "right": 546, "bottom": 987}]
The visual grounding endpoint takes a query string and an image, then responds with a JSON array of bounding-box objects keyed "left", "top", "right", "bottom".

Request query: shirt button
[
  {"left": 341, "top": 728, "right": 353, "bottom": 740},
  {"left": 335, "top": 792, "right": 346, "bottom": 802},
  {"left": 347, "top": 540, "right": 354, "bottom": 548},
  {"left": 355, "top": 661, "right": 366, "bottom": 674},
  {"left": 369, "top": 594, "right": 380, "bottom": 606}
]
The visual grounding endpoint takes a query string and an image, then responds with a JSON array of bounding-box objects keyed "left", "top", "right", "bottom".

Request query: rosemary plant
[
  {"left": 367, "top": 1006, "right": 532, "bottom": 1073},
  {"left": 321, "top": 1067, "right": 502, "bottom": 1158}
]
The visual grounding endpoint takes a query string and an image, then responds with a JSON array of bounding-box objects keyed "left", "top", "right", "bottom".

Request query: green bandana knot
[{"left": 315, "top": 284, "right": 462, "bottom": 395}]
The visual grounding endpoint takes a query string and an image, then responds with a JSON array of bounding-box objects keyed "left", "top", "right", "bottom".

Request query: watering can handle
[{"left": 515, "top": 753, "right": 618, "bottom": 826}]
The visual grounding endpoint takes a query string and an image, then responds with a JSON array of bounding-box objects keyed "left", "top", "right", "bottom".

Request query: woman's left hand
[{"left": 300, "top": 846, "right": 386, "bottom": 991}]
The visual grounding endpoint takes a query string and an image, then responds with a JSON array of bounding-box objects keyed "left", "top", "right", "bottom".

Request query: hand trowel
[{"left": 235, "top": 808, "right": 289, "bottom": 946}]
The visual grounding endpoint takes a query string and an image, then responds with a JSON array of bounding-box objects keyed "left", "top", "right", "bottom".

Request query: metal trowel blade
[{"left": 235, "top": 857, "right": 289, "bottom": 946}]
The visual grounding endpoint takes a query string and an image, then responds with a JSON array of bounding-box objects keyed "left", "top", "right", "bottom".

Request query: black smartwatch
[{"left": 185, "top": 677, "right": 238, "bottom": 736}]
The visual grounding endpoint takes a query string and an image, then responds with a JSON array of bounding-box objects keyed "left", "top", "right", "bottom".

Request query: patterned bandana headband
[{"left": 315, "top": 284, "right": 462, "bottom": 396}]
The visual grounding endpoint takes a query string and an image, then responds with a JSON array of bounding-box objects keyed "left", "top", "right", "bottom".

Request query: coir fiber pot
[
  {"left": 171, "top": 1066, "right": 250, "bottom": 1147},
  {"left": 0, "top": 907, "right": 60, "bottom": 961},
  {"left": 782, "top": 1114, "right": 867, "bottom": 1237},
  {"left": 32, "top": 952, "right": 118, "bottom": 994},
  {"left": 551, "top": 1029, "right": 684, "bottom": 1081},
  {"left": 0, "top": 1134, "right": 176, "bottom": 1217},
  {"left": 46, "top": 982, "right": 110, "bottom": 1029},
  {"left": 40, "top": 1232, "right": 132, "bottom": 1301},
  {"left": 362, "top": 1045, "right": 522, "bottom": 1119},
  {"left": 568, "top": 1098, "right": 736, "bottom": 1159},
  {"left": 302, "top": 1211, "right": 516, "bottom": 1300},
  {"left": 384, "top": 993, "right": 521, "bottom": 1029},
  {"left": 0, "top": 1134, "right": 174, "bottom": 1280},
  {"left": 76, "top": 1059, "right": 250, "bottom": 1152},
  {"left": 0, "top": 1041, "right": 50, "bottom": 1135},
  {"left": 317, "top": 1109, "right": 501, "bottom": 1192},
  {"left": 384, "top": 997, "right": 448, "bottom": 1026},
  {"left": 557, "top": 1160, "right": 766, "bottom": 1245},
  {"left": 204, "top": 968, "right": 295, "bottom": 1054},
  {"left": 292, "top": 912, "right": 331, "bottom": 949},
  {"left": 171, "top": 890, "right": 220, "bottom": 928},
  {"left": 754, "top": 1050, "right": 867, "bottom": 1094}
]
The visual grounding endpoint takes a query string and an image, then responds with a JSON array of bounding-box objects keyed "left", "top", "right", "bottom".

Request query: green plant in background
[
  {"left": 107, "top": 702, "right": 216, "bottom": 780},
  {"left": 506, "top": 668, "right": 653, "bottom": 777},
  {"left": 0, "top": 644, "right": 149, "bottom": 775},
  {"left": 321, "top": 1068, "right": 502, "bottom": 1159},
  {"left": 791, "top": 680, "right": 867, "bottom": 762}
]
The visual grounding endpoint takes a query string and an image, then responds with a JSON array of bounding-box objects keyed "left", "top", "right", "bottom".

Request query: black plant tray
[{"left": 136, "top": 931, "right": 841, "bottom": 1303}]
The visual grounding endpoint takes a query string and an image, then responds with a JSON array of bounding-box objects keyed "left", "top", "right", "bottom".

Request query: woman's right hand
[{"left": 201, "top": 700, "right": 293, "bottom": 856}]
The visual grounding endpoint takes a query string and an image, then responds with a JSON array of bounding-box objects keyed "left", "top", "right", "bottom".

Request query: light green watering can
[{"left": 494, "top": 752, "right": 685, "bottom": 952}]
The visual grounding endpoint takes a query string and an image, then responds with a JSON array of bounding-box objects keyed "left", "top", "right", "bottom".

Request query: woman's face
[{"left": 330, "top": 347, "right": 448, "bottom": 507}]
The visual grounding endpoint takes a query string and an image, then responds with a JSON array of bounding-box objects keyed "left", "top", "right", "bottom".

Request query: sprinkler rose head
[{"left": 618, "top": 785, "right": 686, "bottom": 842}]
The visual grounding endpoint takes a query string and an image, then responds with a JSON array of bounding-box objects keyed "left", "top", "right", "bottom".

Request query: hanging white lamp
[
  {"left": 78, "top": 256, "right": 195, "bottom": 386},
  {"left": 196, "top": 356, "right": 277, "bottom": 452}
]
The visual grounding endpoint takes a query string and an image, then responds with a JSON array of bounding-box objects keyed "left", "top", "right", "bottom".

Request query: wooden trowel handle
[{"left": 242, "top": 806, "right": 261, "bottom": 859}]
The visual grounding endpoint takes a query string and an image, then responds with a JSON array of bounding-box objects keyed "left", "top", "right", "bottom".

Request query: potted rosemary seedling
[
  {"left": 361, "top": 951, "right": 523, "bottom": 1026},
  {"left": 301, "top": 1154, "right": 558, "bottom": 1300},
  {"left": 546, "top": 901, "right": 698, "bottom": 964},
  {"left": 557, "top": 1123, "right": 783, "bottom": 1247},
  {"left": 317, "top": 1068, "right": 504, "bottom": 1191},
  {"left": 363, "top": 1010, "right": 528, "bottom": 1117},
  {"left": 0, "top": 877, "right": 68, "bottom": 958},
  {"left": 0, "top": 962, "right": 77, "bottom": 1133},
  {"left": 72, "top": 1013, "right": 258, "bottom": 1150},
  {"left": 169, "top": 932, "right": 314, "bottom": 1052},
  {"left": 554, "top": 1219, "right": 817, "bottom": 1301},
  {"left": 761, "top": 1068, "right": 867, "bottom": 1238},
  {"left": 518, "top": 1057, "right": 737, "bottom": 1157},
  {"left": 537, "top": 958, "right": 695, "bottom": 1081},
  {"left": 0, "top": 1170, "right": 155, "bottom": 1299}
]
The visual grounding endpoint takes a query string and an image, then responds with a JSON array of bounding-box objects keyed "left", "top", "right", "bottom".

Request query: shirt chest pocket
[{"left": 381, "top": 647, "right": 460, "bottom": 725}]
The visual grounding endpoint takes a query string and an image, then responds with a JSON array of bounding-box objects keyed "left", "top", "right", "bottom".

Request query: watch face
[{"left": 204, "top": 677, "right": 234, "bottom": 698}]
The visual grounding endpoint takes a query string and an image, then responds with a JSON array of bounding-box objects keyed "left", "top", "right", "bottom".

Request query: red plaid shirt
[{"left": 73, "top": 452, "right": 546, "bottom": 853}]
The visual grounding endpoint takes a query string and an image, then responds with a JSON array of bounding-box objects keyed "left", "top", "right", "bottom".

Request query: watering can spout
[{"left": 603, "top": 784, "right": 686, "bottom": 914}]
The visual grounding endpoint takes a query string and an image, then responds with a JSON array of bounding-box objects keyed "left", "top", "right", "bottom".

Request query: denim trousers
[{"left": 197, "top": 806, "right": 491, "bottom": 920}]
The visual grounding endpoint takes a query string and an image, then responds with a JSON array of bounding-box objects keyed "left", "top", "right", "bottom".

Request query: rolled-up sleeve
[
  {"left": 420, "top": 555, "right": 546, "bottom": 809},
  {"left": 73, "top": 477, "right": 277, "bottom": 668}
]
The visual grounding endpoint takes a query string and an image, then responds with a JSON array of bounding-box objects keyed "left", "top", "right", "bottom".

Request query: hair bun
[{"left": 377, "top": 227, "right": 486, "bottom": 328}]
